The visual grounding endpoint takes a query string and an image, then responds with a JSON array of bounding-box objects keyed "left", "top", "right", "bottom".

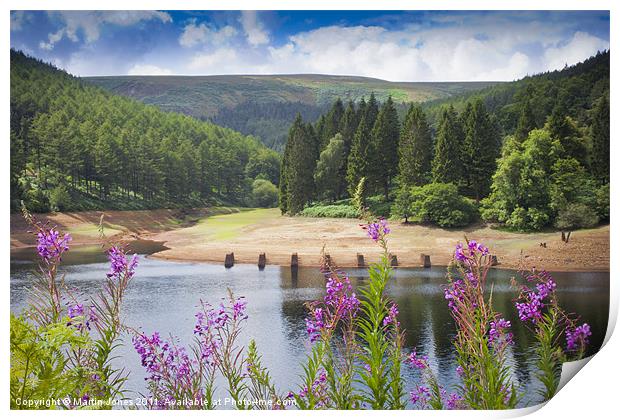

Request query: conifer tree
[
  {"left": 314, "top": 134, "right": 345, "bottom": 201},
  {"left": 365, "top": 93, "right": 379, "bottom": 129},
  {"left": 322, "top": 98, "right": 344, "bottom": 149},
  {"left": 285, "top": 115, "right": 317, "bottom": 214},
  {"left": 369, "top": 96, "right": 400, "bottom": 200},
  {"left": 462, "top": 99, "right": 499, "bottom": 200},
  {"left": 515, "top": 99, "right": 537, "bottom": 142},
  {"left": 347, "top": 112, "right": 372, "bottom": 196},
  {"left": 398, "top": 104, "right": 432, "bottom": 187},
  {"left": 337, "top": 100, "right": 359, "bottom": 198},
  {"left": 590, "top": 94, "right": 609, "bottom": 184},
  {"left": 432, "top": 105, "right": 463, "bottom": 185}
]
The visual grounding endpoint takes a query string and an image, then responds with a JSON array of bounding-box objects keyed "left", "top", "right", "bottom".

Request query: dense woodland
[
  {"left": 10, "top": 50, "right": 280, "bottom": 212},
  {"left": 280, "top": 51, "right": 610, "bottom": 231}
]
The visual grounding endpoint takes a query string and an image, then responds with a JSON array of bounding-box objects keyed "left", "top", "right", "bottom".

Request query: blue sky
[{"left": 10, "top": 10, "right": 610, "bottom": 81}]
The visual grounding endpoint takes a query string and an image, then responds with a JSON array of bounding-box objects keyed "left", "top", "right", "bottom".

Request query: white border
[{"left": 2, "top": 1, "right": 616, "bottom": 419}]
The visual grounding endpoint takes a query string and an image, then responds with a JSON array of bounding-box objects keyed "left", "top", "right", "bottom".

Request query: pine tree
[
  {"left": 285, "top": 115, "right": 317, "bottom": 214},
  {"left": 432, "top": 105, "right": 463, "bottom": 185},
  {"left": 590, "top": 94, "right": 609, "bottom": 183},
  {"left": 322, "top": 98, "right": 344, "bottom": 149},
  {"left": 347, "top": 112, "right": 372, "bottom": 196},
  {"left": 314, "top": 134, "right": 345, "bottom": 201},
  {"left": 546, "top": 106, "right": 589, "bottom": 168},
  {"left": 515, "top": 99, "right": 537, "bottom": 142},
  {"left": 337, "top": 100, "right": 359, "bottom": 198},
  {"left": 369, "top": 96, "right": 400, "bottom": 200},
  {"left": 365, "top": 93, "right": 379, "bottom": 129},
  {"left": 462, "top": 99, "right": 499, "bottom": 200},
  {"left": 398, "top": 104, "right": 432, "bottom": 187}
]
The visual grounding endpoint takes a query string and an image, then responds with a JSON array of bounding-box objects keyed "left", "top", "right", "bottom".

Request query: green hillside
[
  {"left": 423, "top": 50, "right": 610, "bottom": 132},
  {"left": 10, "top": 50, "right": 280, "bottom": 213},
  {"left": 84, "top": 74, "right": 497, "bottom": 150}
]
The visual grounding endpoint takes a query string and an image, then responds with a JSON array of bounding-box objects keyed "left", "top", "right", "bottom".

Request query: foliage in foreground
[{"left": 11, "top": 200, "right": 593, "bottom": 410}]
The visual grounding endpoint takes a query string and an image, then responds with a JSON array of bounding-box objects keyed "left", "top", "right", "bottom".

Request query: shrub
[
  {"left": 300, "top": 204, "right": 360, "bottom": 218},
  {"left": 595, "top": 184, "right": 609, "bottom": 222},
  {"left": 395, "top": 183, "right": 477, "bottom": 228},
  {"left": 251, "top": 179, "right": 279, "bottom": 208},
  {"left": 23, "top": 186, "right": 50, "bottom": 213},
  {"left": 49, "top": 185, "right": 71, "bottom": 212},
  {"left": 555, "top": 203, "right": 599, "bottom": 231}
]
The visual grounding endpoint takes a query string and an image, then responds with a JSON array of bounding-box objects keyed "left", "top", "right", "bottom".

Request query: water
[{"left": 10, "top": 249, "right": 609, "bottom": 409}]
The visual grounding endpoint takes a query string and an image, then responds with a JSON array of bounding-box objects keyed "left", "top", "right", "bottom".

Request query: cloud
[
  {"left": 39, "top": 29, "right": 65, "bottom": 51},
  {"left": 10, "top": 11, "right": 30, "bottom": 31},
  {"left": 179, "top": 20, "right": 237, "bottom": 48},
  {"left": 544, "top": 31, "right": 609, "bottom": 71},
  {"left": 188, "top": 48, "right": 239, "bottom": 73},
  {"left": 239, "top": 11, "right": 269, "bottom": 46},
  {"left": 39, "top": 11, "right": 172, "bottom": 50},
  {"left": 127, "top": 64, "right": 173, "bottom": 75}
]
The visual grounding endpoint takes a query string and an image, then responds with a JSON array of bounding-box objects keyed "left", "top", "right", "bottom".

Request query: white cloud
[
  {"left": 127, "top": 64, "right": 173, "bottom": 75},
  {"left": 239, "top": 11, "right": 269, "bottom": 46},
  {"left": 40, "top": 11, "right": 172, "bottom": 50},
  {"left": 188, "top": 48, "right": 239, "bottom": 73},
  {"left": 544, "top": 31, "right": 609, "bottom": 71},
  {"left": 39, "top": 29, "right": 65, "bottom": 51},
  {"left": 10, "top": 11, "right": 29, "bottom": 31},
  {"left": 179, "top": 20, "right": 237, "bottom": 48}
]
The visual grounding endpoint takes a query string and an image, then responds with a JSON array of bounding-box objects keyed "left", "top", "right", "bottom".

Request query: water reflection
[{"left": 10, "top": 257, "right": 609, "bottom": 409}]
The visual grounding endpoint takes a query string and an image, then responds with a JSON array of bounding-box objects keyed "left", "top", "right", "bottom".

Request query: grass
[
  {"left": 185, "top": 208, "right": 280, "bottom": 241},
  {"left": 66, "top": 223, "right": 125, "bottom": 239}
]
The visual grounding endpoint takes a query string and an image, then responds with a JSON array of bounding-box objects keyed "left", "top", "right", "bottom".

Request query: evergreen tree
[
  {"left": 321, "top": 98, "right": 344, "bottom": 150},
  {"left": 337, "top": 100, "right": 359, "bottom": 198},
  {"left": 365, "top": 93, "right": 379, "bottom": 129},
  {"left": 514, "top": 99, "right": 537, "bottom": 142},
  {"left": 432, "top": 105, "right": 463, "bottom": 185},
  {"left": 347, "top": 112, "right": 372, "bottom": 196},
  {"left": 462, "top": 99, "right": 499, "bottom": 200},
  {"left": 590, "top": 94, "right": 609, "bottom": 183},
  {"left": 285, "top": 115, "right": 317, "bottom": 214},
  {"left": 398, "top": 104, "right": 432, "bottom": 187},
  {"left": 369, "top": 96, "right": 400, "bottom": 200},
  {"left": 546, "top": 107, "right": 589, "bottom": 168},
  {"left": 314, "top": 134, "right": 345, "bottom": 201}
]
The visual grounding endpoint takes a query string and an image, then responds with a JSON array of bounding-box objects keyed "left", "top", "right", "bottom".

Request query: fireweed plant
[
  {"left": 514, "top": 269, "right": 592, "bottom": 401},
  {"left": 10, "top": 206, "right": 138, "bottom": 409},
  {"left": 132, "top": 291, "right": 290, "bottom": 409},
  {"left": 11, "top": 205, "right": 595, "bottom": 410},
  {"left": 443, "top": 241, "right": 519, "bottom": 409}
]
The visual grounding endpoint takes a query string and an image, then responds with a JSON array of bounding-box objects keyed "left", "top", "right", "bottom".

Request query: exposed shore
[{"left": 10, "top": 208, "right": 610, "bottom": 272}]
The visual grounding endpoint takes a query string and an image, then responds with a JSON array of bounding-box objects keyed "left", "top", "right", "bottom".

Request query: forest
[
  {"left": 280, "top": 51, "right": 610, "bottom": 232},
  {"left": 10, "top": 50, "right": 281, "bottom": 212}
]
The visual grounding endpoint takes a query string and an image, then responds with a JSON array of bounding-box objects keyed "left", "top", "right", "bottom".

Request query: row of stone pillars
[{"left": 224, "top": 253, "right": 498, "bottom": 269}]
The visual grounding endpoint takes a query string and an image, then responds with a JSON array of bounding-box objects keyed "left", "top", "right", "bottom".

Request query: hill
[
  {"left": 10, "top": 49, "right": 280, "bottom": 213},
  {"left": 423, "top": 50, "right": 610, "bottom": 132},
  {"left": 84, "top": 74, "right": 497, "bottom": 150}
]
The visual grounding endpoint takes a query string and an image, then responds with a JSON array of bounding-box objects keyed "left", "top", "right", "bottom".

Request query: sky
[{"left": 10, "top": 10, "right": 610, "bottom": 82}]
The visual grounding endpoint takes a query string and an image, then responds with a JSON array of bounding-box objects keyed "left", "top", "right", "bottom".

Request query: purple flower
[
  {"left": 68, "top": 303, "right": 84, "bottom": 319},
  {"left": 232, "top": 297, "right": 248, "bottom": 320},
  {"left": 489, "top": 318, "right": 514, "bottom": 347},
  {"left": 446, "top": 393, "right": 464, "bottom": 410},
  {"left": 410, "top": 386, "right": 431, "bottom": 408},
  {"left": 407, "top": 348, "right": 428, "bottom": 369},
  {"left": 566, "top": 323, "right": 592, "bottom": 351},
  {"left": 365, "top": 218, "right": 390, "bottom": 242},
  {"left": 107, "top": 246, "right": 138, "bottom": 281},
  {"left": 36, "top": 229, "right": 71, "bottom": 264},
  {"left": 383, "top": 303, "right": 400, "bottom": 326},
  {"left": 456, "top": 365, "right": 464, "bottom": 377}
]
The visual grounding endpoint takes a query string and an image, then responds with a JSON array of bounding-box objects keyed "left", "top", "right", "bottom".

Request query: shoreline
[
  {"left": 10, "top": 241, "right": 611, "bottom": 273},
  {"left": 10, "top": 208, "right": 610, "bottom": 274}
]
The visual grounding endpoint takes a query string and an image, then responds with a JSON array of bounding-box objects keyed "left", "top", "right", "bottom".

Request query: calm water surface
[{"left": 10, "top": 249, "right": 609, "bottom": 409}]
